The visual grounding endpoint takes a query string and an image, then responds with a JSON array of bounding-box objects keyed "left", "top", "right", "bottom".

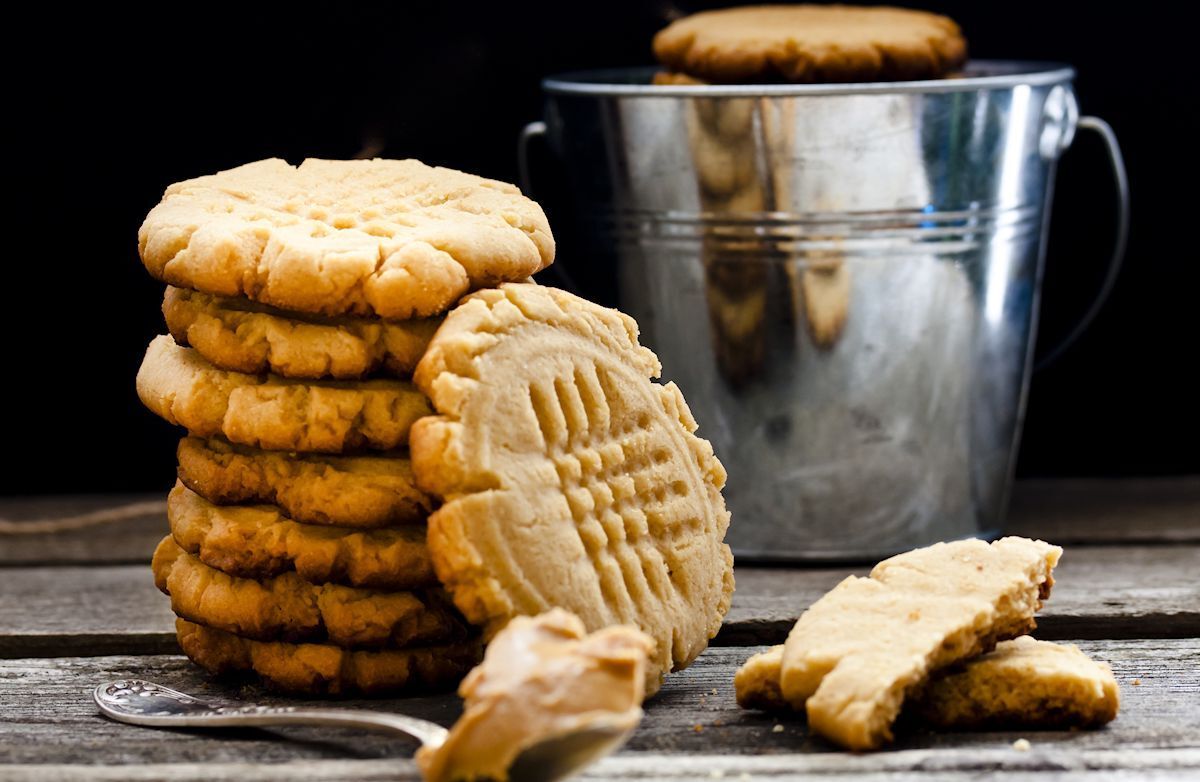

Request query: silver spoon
[{"left": 94, "top": 679, "right": 633, "bottom": 782}]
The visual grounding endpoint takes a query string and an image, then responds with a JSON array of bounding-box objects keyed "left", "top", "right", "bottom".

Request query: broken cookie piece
[
  {"left": 734, "top": 644, "right": 786, "bottom": 712},
  {"left": 763, "top": 537, "right": 1059, "bottom": 750},
  {"left": 918, "top": 636, "right": 1120, "bottom": 729},
  {"left": 737, "top": 636, "right": 1119, "bottom": 732}
]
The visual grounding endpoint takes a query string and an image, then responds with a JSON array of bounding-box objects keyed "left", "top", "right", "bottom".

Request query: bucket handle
[
  {"left": 1034, "top": 116, "right": 1130, "bottom": 370},
  {"left": 517, "top": 120, "right": 547, "bottom": 198},
  {"left": 518, "top": 120, "right": 583, "bottom": 293}
]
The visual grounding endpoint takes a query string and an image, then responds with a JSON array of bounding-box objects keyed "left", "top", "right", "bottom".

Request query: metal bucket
[{"left": 521, "top": 62, "right": 1128, "bottom": 561}]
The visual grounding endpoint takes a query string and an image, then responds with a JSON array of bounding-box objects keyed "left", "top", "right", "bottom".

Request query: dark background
[{"left": 4, "top": 2, "right": 1196, "bottom": 495}]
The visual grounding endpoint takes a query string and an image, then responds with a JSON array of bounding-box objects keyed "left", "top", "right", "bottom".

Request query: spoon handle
[{"left": 93, "top": 679, "right": 449, "bottom": 747}]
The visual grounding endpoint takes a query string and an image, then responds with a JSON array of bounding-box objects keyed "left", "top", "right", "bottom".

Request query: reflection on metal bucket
[{"left": 526, "top": 62, "right": 1126, "bottom": 561}]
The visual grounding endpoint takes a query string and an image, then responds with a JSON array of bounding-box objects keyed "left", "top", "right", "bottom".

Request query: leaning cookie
[
  {"left": 411, "top": 283, "right": 734, "bottom": 692},
  {"left": 167, "top": 483, "right": 437, "bottom": 590},
  {"left": 152, "top": 537, "right": 465, "bottom": 648},
  {"left": 137, "top": 336, "right": 431, "bottom": 453},
  {"left": 163, "top": 287, "right": 440, "bottom": 380},
  {"left": 176, "top": 619, "right": 482, "bottom": 695},
  {"left": 140, "top": 158, "right": 554, "bottom": 320},
  {"left": 653, "top": 5, "right": 966, "bottom": 84},
  {"left": 176, "top": 437, "right": 432, "bottom": 527}
]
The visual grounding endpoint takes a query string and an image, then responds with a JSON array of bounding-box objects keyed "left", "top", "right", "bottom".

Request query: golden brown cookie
[
  {"left": 139, "top": 158, "right": 554, "bottom": 320},
  {"left": 176, "top": 619, "right": 481, "bottom": 695},
  {"left": 137, "top": 335, "right": 431, "bottom": 453},
  {"left": 176, "top": 437, "right": 431, "bottom": 527},
  {"left": 163, "top": 287, "right": 440, "bottom": 380},
  {"left": 410, "top": 283, "right": 734, "bottom": 690},
  {"left": 167, "top": 483, "right": 436, "bottom": 590},
  {"left": 778, "top": 537, "right": 1060, "bottom": 750},
  {"left": 652, "top": 5, "right": 966, "bottom": 84},
  {"left": 918, "top": 636, "right": 1120, "bottom": 729},
  {"left": 152, "top": 537, "right": 466, "bottom": 648}
]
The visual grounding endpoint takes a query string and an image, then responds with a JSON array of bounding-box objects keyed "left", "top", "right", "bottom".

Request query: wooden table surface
[{"left": 1, "top": 478, "right": 1197, "bottom": 780}]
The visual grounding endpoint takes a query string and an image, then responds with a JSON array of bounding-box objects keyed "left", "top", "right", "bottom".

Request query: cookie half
[
  {"left": 779, "top": 537, "right": 1061, "bottom": 750},
  {"left": 152, "top": 536, "right": 466, "bottom": 648},
  {"left": 137, "top": 335, "right": 431, "bottom": 453},
  {"left": 176, "top": 437, "right": 431, "bottom": 527},
  {"left": 652, "top": 5, "right": 966, "bottom": 84},
  {"left": 918, "top": 636, "right": 1120, "bottom": 729},
  {"left": 410, "top": 283, "right": 734, "bottom": 690},
  {"left": 176, "top": 618, "right": 481, "bottom": 695},
  {"left": 164, "top": 287, "right": 440, "bottom": 380},
  {"left": 167, "top": 482, "right": 437, "bottom": 590},
  {"left": 139, "top": 158, "right": 554, "bottom": 319}
]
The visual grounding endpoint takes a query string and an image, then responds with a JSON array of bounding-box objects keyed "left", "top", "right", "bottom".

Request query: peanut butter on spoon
[{"left": 417, "top": 609, "right": 654, "bottom": 782}]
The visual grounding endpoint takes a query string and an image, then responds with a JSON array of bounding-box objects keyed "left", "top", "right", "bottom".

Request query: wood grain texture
[
  {"left": 1006, "top": 477, "right": 1200, "bottom": 544},
  {"left": 1, "top": 480, "right": 1196, "bottom": 778},
  {"left": 0, "top": 493, "right": 165, "bottom": 565},
  {"left": 2, "top": 543, "right": 1197, "bottom": 658},
  {"left": 0, "top": 640, "right": 1195, "bottom": 773},
  {"left": 1, "top": 477, "right": 1195, "bottom": 566},
  {"left": 5, "top": 753, "right": 1200, "bottom": 782}
]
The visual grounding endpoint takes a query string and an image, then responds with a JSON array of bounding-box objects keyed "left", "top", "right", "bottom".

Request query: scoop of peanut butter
[{"left": 417, "top": 609, "right": 654, "bottom": 782}]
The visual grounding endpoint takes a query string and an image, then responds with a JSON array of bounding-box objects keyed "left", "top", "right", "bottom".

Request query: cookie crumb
[
  {"left": 693, "top": 723, "right": 705, "bottom": 733},
  {"left": 708, "top": 771, "right": 724, "bottom": 779},
  {"left": 772, "top": 724, "right": 785, "bottom": 733},
  {"left": 1132, "top": 678, "right": 1141, "bottom": 686},
  {"left": 1012, "top": 738, "right": 1032, "bottom": 752}
]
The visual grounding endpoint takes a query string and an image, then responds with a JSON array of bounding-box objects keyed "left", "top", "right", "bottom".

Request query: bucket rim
[{"left": 542, "top": 60, "right": 1075, "bottom": 98}]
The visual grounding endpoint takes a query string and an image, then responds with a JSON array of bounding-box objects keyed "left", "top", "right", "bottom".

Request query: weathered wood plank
[
  {"left": 4, "top": 542, "right": 1194, "bottom": 658},
  {"left": 2, "top": 477, "right": 1196, "bottom": 567},
  {"left": 0, "top": 640, "right": 1196, "bottom": 773},
  {"left": 5, "top": 752, "right": 1200, "bottom": 782},
  {"left": 0, "top": 493, "right": 166, "bottom": 565},
  {"left": 1006, "top": 477, "right": 1200, "bottom": 545}
]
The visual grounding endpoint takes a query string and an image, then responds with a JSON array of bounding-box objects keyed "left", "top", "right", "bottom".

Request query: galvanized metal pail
[{"left": 521, "top": 62, "right": 1128, "bottom": 561}]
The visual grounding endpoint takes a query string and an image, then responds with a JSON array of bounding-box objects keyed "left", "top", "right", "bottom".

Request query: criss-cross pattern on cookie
[{"left": 532, "top": 364, "right": 704, "bottom": 621}]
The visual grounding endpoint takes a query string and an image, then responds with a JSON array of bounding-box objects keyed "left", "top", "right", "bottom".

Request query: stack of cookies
[
  {"left": 135, "top": 158, "right": 555, "bottom": 694},
  {"left": 136, "top": 158, "right": 736, "bottom": 696}
]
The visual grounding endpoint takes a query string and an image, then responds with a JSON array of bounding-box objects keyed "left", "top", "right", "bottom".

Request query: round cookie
[
  {"left": 152, "top": 537, "right": 466, "bottom": 648},
  {"left": 410, "top": 283, "right": 734, "bottom": 690},
  {"left": 652, "top": 5, "right": 967, "bottom": 84},
  {"left": 176, "top": 619, "right": 482, "bottom": 695},
  {"left": 137, "top": 335, "right": 431, "bottom": 453},
  {"left": 163, "top": 287, "right": 441, "bottom": 380},
  {"left": 167, "top": 482, "right": 437, "bottom": 590},
  {"left": 139, "top": 158, "right": 555, "bottom": 320},
  {"left": 176, "top": 437, "right": 432, "bottom": 527}
]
